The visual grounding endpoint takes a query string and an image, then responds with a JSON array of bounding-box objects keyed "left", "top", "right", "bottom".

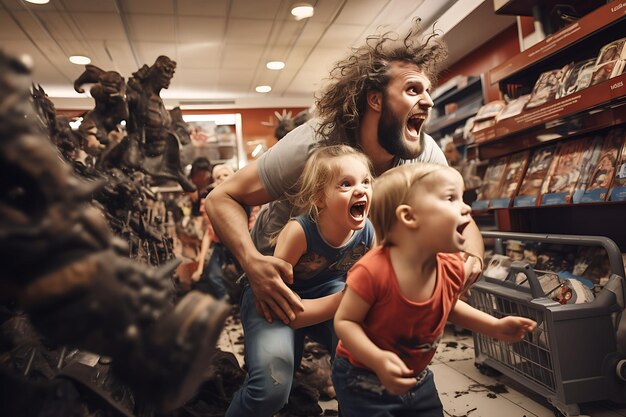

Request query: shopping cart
[{"left": 469, "top": 231, "right": 626, "bottom": 417}]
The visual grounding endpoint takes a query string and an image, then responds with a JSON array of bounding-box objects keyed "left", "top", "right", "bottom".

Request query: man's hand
[
  {"left": 372, "top": 351, "right": 417, "bottom": 396},
  {"left": 245, "top": 253, "right": 304, "bottom": 324},
  {"left": 462, "top": 253, "right": 483, "bottom": 294}
]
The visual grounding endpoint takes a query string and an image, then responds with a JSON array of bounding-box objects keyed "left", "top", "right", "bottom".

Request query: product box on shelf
[
  {"left": 576, "top": 128, "right": 623, "bottom": 203},
  {"left": 540, "top": 137, "right": 594, "bottom": 205},
  {"left": 471, "top": 155, "right": 509, "bottom": 210},
  {"left": 607, "top": 129, "right": 626, "bottom": 201},
  {"left": 490, "top": 151, "right": 530, "bottom": 208},
  {"left": 513, "top": 145, "right": 557, "bottom": 207}
]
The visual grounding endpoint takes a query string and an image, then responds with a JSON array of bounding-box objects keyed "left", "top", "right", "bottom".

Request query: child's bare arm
[
  {"left": 335, "top": 288, "right": 416, "bottom": 395},
  {"left": 289, "top": 291, "right": 344, "bottom": 329},
  {"left": 274, "top": 220, "right": 307, "bottom": 269},
  {"left": 448, "top": 300, "right": 536, "bottom": 343}
]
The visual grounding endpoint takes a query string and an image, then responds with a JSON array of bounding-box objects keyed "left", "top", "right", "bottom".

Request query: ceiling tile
[
  {"left": 123, "top": 0, "right": 174, "bottom": 15},
  {"left": 134, "top": 41, "right": 178, "bottom": 66},
  {"left": 221, "top": 44, "right": 264, "bottom": 69},
  {"left": 74, "top": 13, "right": 127, "bottom": 41},
  {"left": 335, "top": 0, "right": 386, "bottom": 25},
  {"left": 0, "top": 13, "right": 28, "bottom": 40},
  {"left": 177, "top": 16, "right": 225, "bottom": 43},
  {"left": 177, "top": 0, "right": 230, "bottom": 17},
  {"left": 127, "top": 14, "right": 176, "bottom": 42},
  {"left": 177, "top": 43, "right": 223, "bottom": 69},
  {"left": 317, "top": 23, "right": 366, "bottom": 48},
  {"left": 230, "top": 0, "right": 282, "bottom": 19},
  {"left": 58, "top": 0, "right": 118, "bottom": 13},
  {"left": 225, "top": 18, "right": 273, "bottom": 45}
]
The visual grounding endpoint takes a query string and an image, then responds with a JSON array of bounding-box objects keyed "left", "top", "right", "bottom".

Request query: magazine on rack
[
  {"left": 495, "top": 95, "right": 531, "bottom": 122},
  {"left": 513, "top": 145, "right": 557, "bottom": 207},
  {"left": 590, "top": 37, "right": 626, "bottom": 86},
  {"left": 525, "top": 65, "right": 570, "bottom": 109},
  {"left": 471, "top": 156, "right": 509, "bottom": 210},
  {"left": 556, "top": 59, "right": 595, "bottom": 99},
  {"left": 608, "top": 129, "right": 626, "bottom": 201},
  {"left": 490, "top": 151, "right": 530, "bottom": 208},
  {"left": 540, "top": 137, "right": 593, "bottom": 205},
  {"left": 576, "top": 128, "right": 623, "bottom": 203}
]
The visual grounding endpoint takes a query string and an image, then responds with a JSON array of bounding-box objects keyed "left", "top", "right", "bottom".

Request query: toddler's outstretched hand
[
  {"left": 373, "top": 350, "right": 418, "bottom": 396},
  {"left": 494, "top": 316, "right": 537, "bottom": 343}
]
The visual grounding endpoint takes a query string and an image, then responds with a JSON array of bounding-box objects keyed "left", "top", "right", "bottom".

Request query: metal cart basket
[{"left": 469, "top": 232, "right": 626, "bottom": 417}]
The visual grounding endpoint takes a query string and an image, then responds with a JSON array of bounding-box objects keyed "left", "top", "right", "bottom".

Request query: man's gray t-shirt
[{"left": 251, "top": 119, "right": 448, "bottom": 255}]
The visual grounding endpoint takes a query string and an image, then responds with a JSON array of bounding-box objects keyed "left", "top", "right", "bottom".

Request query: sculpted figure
[
  {"left": 126, "top": 55, "right": 195, "bottom": 191},
  {"left": 74, "top": 64, "right": 128, "bottom": 153}
]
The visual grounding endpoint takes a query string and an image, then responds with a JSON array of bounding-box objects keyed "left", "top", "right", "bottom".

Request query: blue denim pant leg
[
  {"left": 332, "top": 356, "right": 443, "bottom": 417},
  {"left": 225, "top": 285, "right": 296, "bottom": 417},
  {"left": 204, "top": 244, "right": 229, "bottom": 299}
]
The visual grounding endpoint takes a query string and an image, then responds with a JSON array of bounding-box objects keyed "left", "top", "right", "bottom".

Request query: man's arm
[
  {"left": 205, "top": 160, "right": 303, "bottom": 324},
  {"left": 461, "top": 218, "right": 484, "bottom": 289}
]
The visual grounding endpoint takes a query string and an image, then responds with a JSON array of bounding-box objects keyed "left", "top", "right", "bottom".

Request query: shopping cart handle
[{"left": 509, "top": 260, "right": 545, "bottom": 299}]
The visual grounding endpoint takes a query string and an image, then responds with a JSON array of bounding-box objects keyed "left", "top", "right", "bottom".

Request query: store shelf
[
  {"left": 426, "top": 74, "right": 486, "bottom": 142},
  {"left": 475, "top": 96, "right": 626, "bottom": 159},
  {"left": 489, "top": 2, "right": 626, "bottom": 84}
]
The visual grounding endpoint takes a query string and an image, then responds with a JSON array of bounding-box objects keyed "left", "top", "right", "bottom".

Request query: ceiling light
[
  {"left": 255, "top": 85, "right": 272, "bottom": 93},
  {"left": 24, "top": 0, "right": 50, "bottom": 3},
  {"left": 291, "top": 3, "right": 314, "bottom": 20},
  {"left": 69, "top": 55, "right": 91, "bottom": 65},
  {"left": 266, "top": 61, "right": 285, "bottom": 70}
]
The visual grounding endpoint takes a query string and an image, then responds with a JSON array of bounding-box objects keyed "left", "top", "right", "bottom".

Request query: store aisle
[{"left": 217, "top": 315, "right": 626, "bottom": 417}]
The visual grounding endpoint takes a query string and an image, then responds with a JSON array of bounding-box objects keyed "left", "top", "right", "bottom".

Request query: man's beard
[{"left": 377, "top": 96, "right": 423, "bottom": 160}]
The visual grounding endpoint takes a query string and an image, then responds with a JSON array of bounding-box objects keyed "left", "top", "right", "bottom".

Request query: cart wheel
[{"left": 474, "top": 362, "right": 502, "bottom": 377}]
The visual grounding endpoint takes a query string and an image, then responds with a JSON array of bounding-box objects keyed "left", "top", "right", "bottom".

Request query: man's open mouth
[
  {"left": 350, "top": 201, "right": 367, "bottom": 220},
  {"left": 407, "top": 114, "right": 426, "bottom": 137}
]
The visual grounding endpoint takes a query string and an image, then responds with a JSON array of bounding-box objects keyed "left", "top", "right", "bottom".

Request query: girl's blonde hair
[
  {"left": 370, "top": 163, "right": 449, "bottom": 246},
  {"left": 290, "top": 144, "right": 373, "bottom": 220}
]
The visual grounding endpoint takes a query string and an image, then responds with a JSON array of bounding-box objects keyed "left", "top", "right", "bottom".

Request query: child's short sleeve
[{"left": 345, "top": 263, "right": 378, "bottom": 305}]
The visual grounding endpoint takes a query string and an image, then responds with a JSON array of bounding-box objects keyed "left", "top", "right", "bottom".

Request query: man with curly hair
[{"left": 206, "top": 19, "right": 484, "bottom": 417}]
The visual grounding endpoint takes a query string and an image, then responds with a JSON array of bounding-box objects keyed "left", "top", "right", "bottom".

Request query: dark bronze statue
[
  {"left": 73, "top": 64, "right": 128, "bottom": 153},
  {"left": 0, "top": 51, "right": 229, "bottom": 414},
  {"left": 126, "top": 55, "right": 195, "bottom": 191}
]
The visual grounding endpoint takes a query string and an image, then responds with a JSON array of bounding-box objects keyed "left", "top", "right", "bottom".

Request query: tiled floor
[{"left": 217, "top": 316, "right": 626, "bottom": 417}]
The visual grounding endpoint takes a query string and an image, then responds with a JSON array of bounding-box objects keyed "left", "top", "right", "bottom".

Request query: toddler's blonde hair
[{"left": 370, "top": 163, "right": 451, "bottom": 245}]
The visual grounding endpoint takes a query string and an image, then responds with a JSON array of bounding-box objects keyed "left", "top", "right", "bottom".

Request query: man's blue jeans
[
  {"left": 332, "top": 355, "right": 443, "bottom": 417},
  {"left": 225, "top": 281, "right": 343, "bottom": 417}
]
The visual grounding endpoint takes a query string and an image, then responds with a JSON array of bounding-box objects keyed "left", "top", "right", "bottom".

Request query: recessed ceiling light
[
  {"left": 24, "top": 0, "right": 50, "bottom": 3},
  {"left": 291, "top": 3, "right": 314, "bottom": 20},
  {"left": 69, "top": 55, "right": 91, "bottom": 65},
  {"left": 266, "top": 61, "right": 285, "bottom": 70},
  {"left": 255, "top": 85, "right": 272, "bottom": 93}
]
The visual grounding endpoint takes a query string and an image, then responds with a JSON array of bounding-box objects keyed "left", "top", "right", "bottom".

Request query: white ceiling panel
[
  {"left": 225, "top": 18, "right": 273, "bottom": 45},
  {"left": 127, "top": 14, "right": 176, "bottom": 42},
  {"left": 57, "top": 0, "right": 118, "bottom": 13},
  {"left": 123, "top": 0, "right": 174, "bottom": 15},
  {"left": 74, "top": 13, "right": 127, "bottom": 42},
  {"left": 334, "top": 0, "right": 386, "bottom": 25},
  {"left": 177, "top": 0, "right": 230, "bottom": 17},
  {"left": 0, "top": 12, "right": 28, "bottom": 40},
  {"left": 177, "top": 43, "right": 223, "bottom": 69},
  {"left": 134, "top": 42, "right": 178, "bottom": 65},
  {"left": 230, "top": 0, "right": 282, "bottom": 19},
  {"left": 221, "top": 44, "right": 264, "bottom": 69},
  {"left": 1, "top": 0, "right": 516, "bottom": 109},
  {"left": 177, "top": 16, "right": 225, "bottom": 43},
  {"left": 317, "top": 23, "right": 366, "bottom": 48}
]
